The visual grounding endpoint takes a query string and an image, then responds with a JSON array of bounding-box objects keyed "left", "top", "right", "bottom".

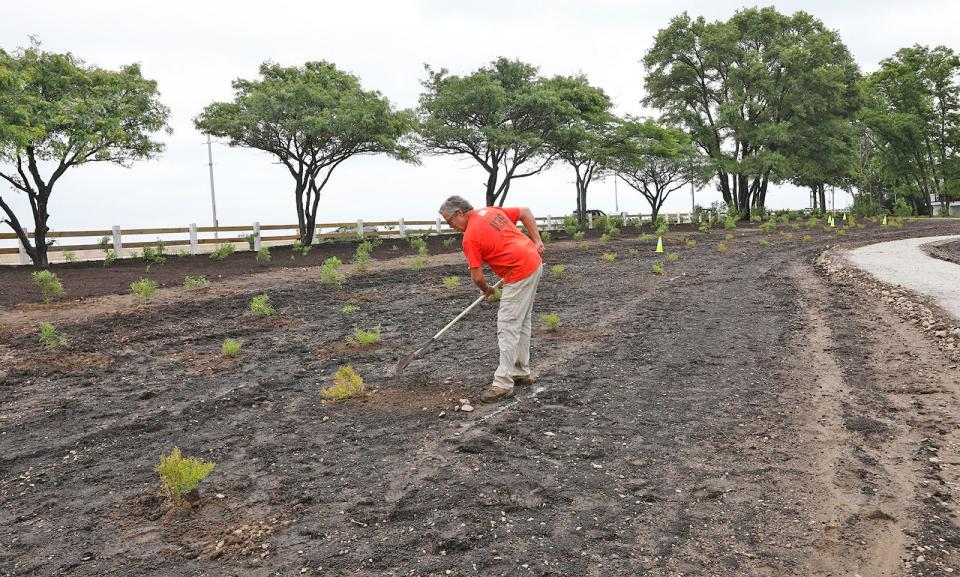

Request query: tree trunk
[
  {"left": 485, "top": 168, "right": 499, "bottom": 207},
  {"left": 818, "top": 184, "right": 827, "bottom": 215}
]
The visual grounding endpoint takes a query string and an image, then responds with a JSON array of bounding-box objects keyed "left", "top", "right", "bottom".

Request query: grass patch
[
  {"left": 322, "top": 365, "right": 365, "bottom": 400},
  {"left": 601, "top": 252, "right": 616, "bottom": 263},
  {"left": 342, "top": 304, "right": 360, "bottom": 314},
  {"left": 551, "top": 264, "right": 565, "bottom": 278},
  {"left": 249, "top": 293, "right": 276, "bottom": 316},
  {"left": 221, "top": 338, "right": 241, "bottom": 357},
  {"left": 32, "top": 270, "right": 64, "bottom": 304},
  {"left": 38, "top": 322, "right": 69, "bottom": 350},
  {"left": 131, "top": 278, "right": 157, "bottom": 302},
  {"left": 156, "top": 447, "right": 215, "bottom": 503},
  {"left": 347, "top": 325, "right": 381, "bottom": 345}
]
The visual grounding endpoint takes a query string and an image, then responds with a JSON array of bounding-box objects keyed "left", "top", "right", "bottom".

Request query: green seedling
[
  {"left": 802, "top": 234, "right": 813, "bottom": 242},
  {"left": 539, "top": 312, "right": 561, "bottom": 331},
  {"left": 628, "top": 248, "right": 639, "bottom": 256},
  {"left": 322, "top": 365, "right": 366, "bottom": 400},
  {"left": 837, "top": 228, "right": 847, "bottom": 236},
  {"left": 540, "top": 231, "right": 552, "bottom": 242},
  {"left": 131, "top": 278, "right": 157, "bottom": 302},
  {"left": 686, "top": 239, "right": 697, "bottom": 248},
  {"left": 221, "top": 338, "right": 242, "bottom": 357},
  {"left": 347, "top": 325, "right": 382, "bottom": 345},
  {"left": 410, "top": 254, "right": 427, "bottom": 271},
  {"left": 249, "top": 293, "right": 276, "bottom": 316},
  {"left": 638, "top": 234, "right": 653, "bottom": 243},
  {"left": 442, "top": 275, "right": 460, "bottom": 289},
  {"left": 442, "top": 237, "right": 457, "bottom": 248},
  {"left": 551, "top": 264, "right": 565, "bottom": 278},
  {"left": 651, "top": 262, "right": 664, "bottom": 275},
  {"left": 577, "top": 242, "right": 589, "bottom": 251},
  {"left": 600, "top": 233, "right": 610, "bottom": 242},
  {"left": 342, "top": 304, "right": 360, "bottom": 314},
  {"left": 183, "top": 275, "right": 209, "bottom": 289},
  {"left": 666, "top": 252, "right": 679, "bottom": 262},
  {"left": 209, "top": 244, "right": 236, "bottom": 260},
  {"left": 320, "top": 256, "right": 345, "bottom": 287},
  {"left": 38, "top": 322, "right": 69, "bottom": 350},
  {"left": 573, "top": 231, "right": 585, "bottom": 241},
  {"left": 601, "top": 252, "right": 616, "bottom": 263},
  {"left": 32, "top": 270, "right": 64, "bottom": 304},
  {"left": 725, "top": 233, "right": 734, "bottom": 241},
  {"left": 758, "top": 239, "right": 769, "bottom": 247},
  {"left": 486, "top": 286, "right": 502, "bottom": 301},
  {"left": 408, "top": 236, "right": 429, "bottom": 256},
  {"left": 256, "top": 246, "right": 271, "bottom": 263},
  {"left": 717, "top": 242, "right": 727, "bottom": 254},
  {"left": 63, "top": 251, "right": 77, "bottom": 263},
  {"left": 156, "top": 447, "right": 215, "bottom": 503}
]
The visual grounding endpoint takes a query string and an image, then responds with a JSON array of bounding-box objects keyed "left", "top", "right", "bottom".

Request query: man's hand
[
  {"left": 481, "top": 285, "right": 498, "bottom": 297},
  {"left": 534, "top": 239, "right": 545, "bottom": 254}
]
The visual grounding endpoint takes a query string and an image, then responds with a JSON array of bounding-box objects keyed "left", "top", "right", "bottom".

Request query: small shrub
[
  {"left": 655, "top": 223, "right": 669, "bottom": 237},
  {"left": 408, "top": 236, "right": 429, "bottom": 256},
  {"left": 347, "top": 325, "right": 382, "bottom": 345},
  {"left": 209, "top": 244, "right": 235, "bottom": 260},
  {"left": 142, "top": 240, "right": 166, "bottom": 269},
  {"left": 563, "top": 216, "right": 579, "bottom": 236},
  {"left": 600, "top": 233, "right": 610, "bottom": 242},
  {"left": 698, "top": 222, "right": 711, "bottom": 233},
  {"left": 837, "top": 228, "right": 847, "bottom": 236},
  {"left": 572, "top": 231, "right": 585, "bottom": 241},
  {"left": 760, "top": 221, "right": 777, "bottom": 232},
  {"left": 638, "top": 233, "right": 654, "bottom": 243},
  {"left": 791, "top": 223, "right": 800, "bottom": 231},
  {"left": 666, "top": 252, "right": 679, "bottom": 262},
  {"left": 540, "top": 231, "right": 552, "bottom": 242},
  {"left": 177, "top": 249, "right": 190, "bottom": 257},
  {"left": 442, "top": 275, "right": 460, "bottom": 289},
  {"left": 717, "top": 242, "right": 727, "bottom": 254},
  {"left": 291, "top": 239, "right": 312, "bottom": 256},
  {"left": 221, "top": 338, "right": 241, "bottom": 357},
  {"left": 249, "top": 293, "right": 276, "bottom": 316},
  {"left": 551, "top": 264, "right": 565, "bottom": 277},
  {"left": 156, "top": 447, "right": 215, "bottom": 502},
  {"left": 442, "top": 236, "right": 457, "bottom": 248},
  {"left": 758, "top": 239, "right": 769, "bottom": 247},
  {"left": 243, "top": 232, "right": 259, "bottom": 250},
  {"left": 539, "top": 312, "right": 561, "bottom": 331},
  {"left": 628, "top": 248, "right": 639, "bottom": 256},
  {"left": 320, "top": 256, "right": 346, "bottom": 287},
  {"left": 607, "top": 227, "right": 620, "bottom": 238},
  {"left": 724, "top": 233, "right": 734, "bottom": 241},
  {"left": 63, "top": 251, "right": 77, "bottom": 263},
  {"left": 601, "top": 252, "right": 616, "bottom": 263},
  {"left": 32, "top": 270, "right": 64, "bottom": 303},
  {"left": 256, "top": 246, "right": 271, "bottom": 263},
  {"left": 38, "top": 322, "right": 69, "bottom": 350},
  {"left": 651, "top": 262, "right": 664, "bottom": 275},
  {"left": 410, "top": 254, "right": 427, "bottom": 271},
  {"left": 342, "top": 304, "right": 360, "bottom": 314},
  {"left": 802, "top": 234, "right": 813, "bottom": 242},
  {"left": 353, "top": 242, "right": 374, "bottom": 272},
  {"left": 785, "top": 233, "right": 794, "bottom": 240},
  {"left": 892, "top": 198, "right": 913, "bottom": 217},
  {"left": 686, "top": 239, "right": 697, "bottom": 248},
  {"left": 724, "top": 217, "right": 737, "bottom": 230},
  {"left": 322, "top": 365, "right": 366, "bottom": 400},
  {"left": 183, "top": 275, "right": 209, "bottom": 289},
  {"left": 805, "top": 217, "right": 820, "bottom": 229},
  {"left": 577, "top": 242, "right": 589, "bottom": 251},
  {"left": 131, "top": 278, "right": 157, "bottom": 302}
]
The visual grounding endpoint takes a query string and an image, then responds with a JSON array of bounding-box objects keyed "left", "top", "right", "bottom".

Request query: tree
[
  {"left": 417, "top": 58, "right": 573, "bottom": 207},
  {"left": 643, "top": 8, "right": 860, "bottom": 218},
  {"left": 609, "top": 119, "right": 710, "bottom": 222},
  {"left": 860, "top": 45, "right": 960, "bottom": 216},
  {"left": 542, "top": 75, "right": 618, "bottom": 224},
  {"left": 195, "top": 61, "right": 416, "bottom": 245},
  {"left": 0, "top": 41, "right": 170, "bottom": 268}
]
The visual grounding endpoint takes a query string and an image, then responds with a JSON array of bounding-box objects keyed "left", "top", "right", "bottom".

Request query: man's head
[{"left": 439, "top": 195, "right": 473, "bottom": 232}]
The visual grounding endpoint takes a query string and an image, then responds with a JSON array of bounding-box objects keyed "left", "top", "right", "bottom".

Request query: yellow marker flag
[
  {"left": 882, "top": 215, "right": 887, "bottom": 226},
  {"left": 655, "top": 236, "right": 664, "bottom": 253}
]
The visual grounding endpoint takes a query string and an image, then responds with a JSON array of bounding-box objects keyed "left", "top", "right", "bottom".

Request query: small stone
[
  {"left": 322, "top": 416, "right": 329, "bottom": 422},
  {"left": 460, "top": 404, "right": 474, "bottom": 413},
  {"left": 543, "top": 431, "right": 556, "bottom": 437},
  {"left": 215, "top": 493, "right": 225, "bottom": 499},
  {"left": 916, "top": 555, "right": 925, "bottom": 562},
  {"left": 592, "top": 463, "right": 603, "bottom": 469},
  {"left": 301, "top": 569, "right": 308, "bottom": 574},
  {"left": 459, "top": 398, "right": 470, "bottom": 405},
  {"left": 935, "top": 330, "right": 948, "bottom": 338},
  {"left": 438, "top": 411, "right": 446, "bottom": 418}
]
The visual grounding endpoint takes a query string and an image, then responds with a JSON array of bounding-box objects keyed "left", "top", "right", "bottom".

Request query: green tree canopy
[
  {"left": 608, "top": 118, "right": 710, "bottom": 222},
  {"left": 0, "top": 40, "right": 170, "bottom": 267},
  {"left": 860, "top": 45, "right": 960, "bottom": 215},
  {"left": 195, "top": 61, "right": 417, "bottom": 244},
  {"left": 417, "top": 57, "right": 574, "bottom": 207},
  {"left": 643, "top": 7, "right": 860, "bottom": 218}
]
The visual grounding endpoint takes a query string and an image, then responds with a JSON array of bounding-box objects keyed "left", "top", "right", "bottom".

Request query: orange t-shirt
[{"left": 462, "top": 207, "right": 542, "bottom": 284}]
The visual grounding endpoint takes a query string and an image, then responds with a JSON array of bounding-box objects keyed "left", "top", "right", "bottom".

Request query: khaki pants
[{"left": 492, "top": 264, "right": 543, "bottom": 390}]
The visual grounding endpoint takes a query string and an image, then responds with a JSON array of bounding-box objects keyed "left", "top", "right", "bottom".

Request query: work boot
[
  {"left": 511, "top": 375, "right": 533, "bottom": 387},
  {"left": 480, "top": 386, "right": 514, "bottom": 403}
]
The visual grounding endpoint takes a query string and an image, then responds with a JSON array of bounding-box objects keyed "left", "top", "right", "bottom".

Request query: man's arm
[
  {"left": 470, "top": 267, "right": 497, "bottom": 296},
  {"left": 517, "top": 207, "right": 545, "bottom": 254}
]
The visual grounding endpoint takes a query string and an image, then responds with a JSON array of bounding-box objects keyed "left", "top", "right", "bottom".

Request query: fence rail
[{"left": 1, "top": 212, "right": 699, "bottom": 263}]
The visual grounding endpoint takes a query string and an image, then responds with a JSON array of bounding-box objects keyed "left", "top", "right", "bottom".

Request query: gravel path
[{"left": 846, "top": 234, "right": 960, "bottom": 320}]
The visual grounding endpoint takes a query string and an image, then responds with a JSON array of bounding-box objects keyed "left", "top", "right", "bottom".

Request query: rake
[{"left": 395, "top": 279, "right": 503, "bottom": 380}]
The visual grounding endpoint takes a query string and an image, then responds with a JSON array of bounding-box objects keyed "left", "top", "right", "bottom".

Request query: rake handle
[{"left": 430, "top": 279, "right": 504, "bottom": 341}]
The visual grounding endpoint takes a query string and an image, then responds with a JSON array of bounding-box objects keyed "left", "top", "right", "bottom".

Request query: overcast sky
[{"left": 3, "top": 0, "right": 959, "bottom": 237}]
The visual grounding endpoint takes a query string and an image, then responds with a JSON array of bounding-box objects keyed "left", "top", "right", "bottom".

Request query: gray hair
[{"left": 438, "top": 195, "right": 473, "bottom": 216}]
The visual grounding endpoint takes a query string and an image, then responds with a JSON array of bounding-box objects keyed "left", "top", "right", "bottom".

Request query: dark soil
[
  {"left": 926, "top": 238, "right": 960, "bottom": 265},
  {"left": 2, "top": 218, "right": 959, "bottom": 576}
]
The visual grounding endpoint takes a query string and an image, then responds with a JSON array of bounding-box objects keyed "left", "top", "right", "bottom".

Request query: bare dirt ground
[
  {"left": 1, "top": 218, "right": 959, "bottom": 576},
  {"left": 926, "top": 238, "right": 960, "bottom": 266}
]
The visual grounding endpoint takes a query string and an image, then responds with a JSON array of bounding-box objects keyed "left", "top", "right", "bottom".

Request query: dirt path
[{"left": 2, "top": 219, "right": 960, "bottom": 576}]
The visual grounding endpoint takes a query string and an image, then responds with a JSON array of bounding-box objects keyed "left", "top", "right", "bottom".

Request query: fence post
[
  {"left": 17, "top": 227, "right": 29, "bottom": 265},
  {"left": 436, "top": 216, "right": 442, "bottom": 234},
  {"left": 189, "top": 223, "right": 199, "bottom": 255},
  {"left": 357, "top": 219, "right": 364, "bottom": 238},
  {"left": 547, "top": 215, "right": 552, "bottom": 230},
  {"left": 253, "top": 221, "right": 261, "bottom": 251},
  {"left": 111, "top": 225, "right": 124, "bottom": 259},
  {"left": 587, "top": 213, "right": 594, "bottom": 229},
  {"left": 398, "top": 218, "right": 406, "bottom": 237}
]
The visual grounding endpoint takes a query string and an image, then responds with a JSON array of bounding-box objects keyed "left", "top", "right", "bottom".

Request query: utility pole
[
  {"left": 613, "top": 173, "right": 619, "bottom": 213},
  {"left": 206, "top": 134, "right": 219, "bottom": 239}
]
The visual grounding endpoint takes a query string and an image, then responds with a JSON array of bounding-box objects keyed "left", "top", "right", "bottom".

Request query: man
[{"left": 439, "top": 195, "right": 545, "bottom": 403}]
